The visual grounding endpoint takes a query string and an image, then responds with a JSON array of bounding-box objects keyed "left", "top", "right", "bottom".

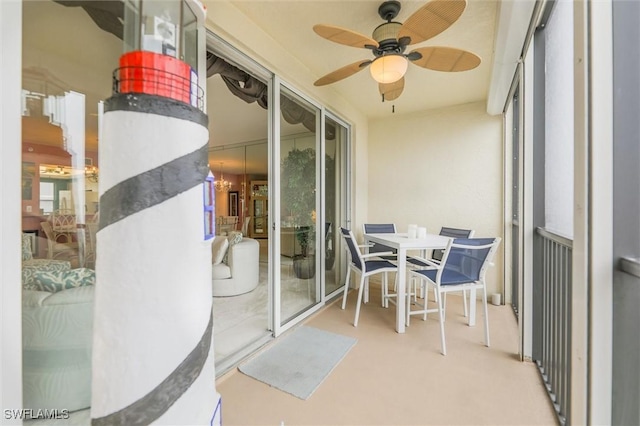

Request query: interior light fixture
[
  {"left": 214, "top": 162, "right": 232, "bottom": 192},
  {"left": 369, "top": 54, "right": 408, "bottom": 84},
  {"left": 85, "top": 165, "right": 99, "bottom": 183}
]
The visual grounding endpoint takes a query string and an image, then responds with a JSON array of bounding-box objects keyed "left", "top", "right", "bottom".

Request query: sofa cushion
[
  {"left": 212, "top": 237, "right": 229, "bottom": 265},
  {"left": 22, "top": 260, "right": 71, "bottom": 289},
  {"left": 22, "top": 233, "right": 33, "bottom": 261},
  {"left": 22, "top": 285, "right": 93, "bottom": 412},
  {"left": 212, "top": 263, "right": 232, "bottom": 280},
  {"left": 29, "top": 268, "right": 96, "bottom": 293}
]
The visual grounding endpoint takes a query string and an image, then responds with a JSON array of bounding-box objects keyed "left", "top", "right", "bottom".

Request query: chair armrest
[
  {"left": 361, "top": 251, "right": 394, "bottom": 259},
  {"left": 408, "top": 256, "right": 440, "bottom": 269}
]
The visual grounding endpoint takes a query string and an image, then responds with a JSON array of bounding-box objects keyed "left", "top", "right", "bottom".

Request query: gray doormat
[{"left": 238, "top": 326, "right": 357, "bottom": 400}]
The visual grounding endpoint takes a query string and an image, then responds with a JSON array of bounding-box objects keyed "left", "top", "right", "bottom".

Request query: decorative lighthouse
[{"left": 91, "top": 1, "right": 220, "bottom": 424}]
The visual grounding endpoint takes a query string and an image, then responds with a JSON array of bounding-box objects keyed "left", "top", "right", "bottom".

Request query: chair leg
[
  {"left": 408, "top": 276, "right": 417, "bottom": 303},
  {"left": 364, "top": 276, "right": 370, "bottom": 304},
  {"left": 341, "top": 267, "right": 351, "bottom": 310},
  {"left": 482, "top": 286, "right": 490, "bottom": 347},
  {"left": 468, "top": 288, "right": 477, "bottom": 327},
  {"left": 353, "top": 275, "right": 367, "bottom": 327},
  {"left": 436, "top": 289, "right": 447, "bottom": 355},
  {"left": 442, "top": 293, "right": 447, "bottom": 322},
  {"left": 422, "top": 280, "right": 429, "bottom": 322},
  {"left": 381, "top": 272, "right": 388, "bottom": 308},
  {"left": 406, "top": 278, "right": 412, "bottom": 326},
  {"left": 462, "top": 289, "right": 468, "bottom": 317}
]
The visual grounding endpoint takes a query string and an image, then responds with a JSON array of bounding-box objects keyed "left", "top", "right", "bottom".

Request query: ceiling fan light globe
[{"left": 369, "top": 55, "right": 408, "bottom": 84}]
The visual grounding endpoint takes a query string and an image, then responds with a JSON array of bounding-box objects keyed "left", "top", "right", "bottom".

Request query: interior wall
[{"left": 367, "top": 101, "right": 504, "bottom": 295}]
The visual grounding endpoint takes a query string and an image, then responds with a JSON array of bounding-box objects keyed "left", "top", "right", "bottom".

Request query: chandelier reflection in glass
[
  {"left": 85, "top": 165, "right": 99, "bottom": 183},
  {"left": 214, "top": 162, "right": 232, "bottom": 192}
]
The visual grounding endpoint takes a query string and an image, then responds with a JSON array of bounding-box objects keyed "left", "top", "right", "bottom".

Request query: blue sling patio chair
[
  {"left": 362, "top": 223, "right": 398, "bottom": 261},
  {"left": 363, "top": 222, "right": 427, "bottom": 303},
  {"left": 407, "top": 237, "right": 501, "bottom": 355},
  {"left": 340, "top": 227, "right": 398, "bottom": 327},
  {"left": 407, "top": 227, "right": 476, "bottom": 313}
]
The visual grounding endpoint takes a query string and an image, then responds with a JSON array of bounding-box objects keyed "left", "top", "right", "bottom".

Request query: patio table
[{"left": 364, "top": 232, "right": 450, "bottom": 333}]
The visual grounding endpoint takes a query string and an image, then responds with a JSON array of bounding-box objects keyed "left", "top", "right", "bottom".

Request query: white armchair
[{"left": 212, "top": 235, "right": 260, "bottom": 297}]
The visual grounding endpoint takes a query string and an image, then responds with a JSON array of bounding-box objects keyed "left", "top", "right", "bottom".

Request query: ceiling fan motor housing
[
  {"left": 374, "top": 0, "right": 403, "bottom": 53},
  {"left": 373, "top": 22, "right": 402, "bottom": 45}
]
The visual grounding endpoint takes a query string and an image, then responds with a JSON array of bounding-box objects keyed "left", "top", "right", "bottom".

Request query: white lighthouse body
[{"left": 90, "top": 0, "right": 220, "bottom": 424}]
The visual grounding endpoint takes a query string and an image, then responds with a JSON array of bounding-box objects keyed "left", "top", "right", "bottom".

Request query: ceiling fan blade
[
  {"left": 314, "top": 60, "right": 372, "bottom": 86},
  {"left": 409, "top": 46, "right": 480, "bottom": 72},
  {"left": 313, "top": 24, "right": 379, "bottom": 49},
  {"left": 379, "top": 78, "right": 405, "bottom": 101},
  {"left": 398, "top": 0, "right": 467, "bottom": 45}
]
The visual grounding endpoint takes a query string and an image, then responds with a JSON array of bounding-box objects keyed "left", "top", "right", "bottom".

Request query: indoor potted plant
[{"left": 281, "top": 147, "right": 316, "bottom": 279}]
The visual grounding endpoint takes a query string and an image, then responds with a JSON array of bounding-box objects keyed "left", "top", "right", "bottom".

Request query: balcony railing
[{"left": 535, "top": 227, "right": 572, "bottom": 426}]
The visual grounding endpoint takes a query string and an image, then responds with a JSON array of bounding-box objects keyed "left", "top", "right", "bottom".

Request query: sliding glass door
[
  {"left": 324, "top": 114, "right": 349, "bottom": 297},
  {"left": 278, "top": 85, "right": 321, "bottom": 325},
  {"left": 207, "top": 31, "right": 352, "bottom": 360}
]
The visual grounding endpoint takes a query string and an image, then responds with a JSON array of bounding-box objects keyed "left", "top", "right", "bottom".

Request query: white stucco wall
[{"left": 368, "top": 101, "right": 504, "bottom": 295}]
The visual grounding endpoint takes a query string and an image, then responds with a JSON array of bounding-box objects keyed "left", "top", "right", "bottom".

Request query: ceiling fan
[{"left": 313, "top": 0, "right": 480, "bottom": 101}]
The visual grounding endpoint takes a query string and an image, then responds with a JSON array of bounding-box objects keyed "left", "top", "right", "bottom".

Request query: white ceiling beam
[{"left": 486, "top": 0, "right": 537, "bottom": 115}]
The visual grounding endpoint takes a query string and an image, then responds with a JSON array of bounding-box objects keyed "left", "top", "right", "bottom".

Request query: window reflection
[
  {"left": 279, "top": 86, "right": 321, "bottom": 325},
  {"left": 21, "top": 0, "right": 120, "bottom": 416}
]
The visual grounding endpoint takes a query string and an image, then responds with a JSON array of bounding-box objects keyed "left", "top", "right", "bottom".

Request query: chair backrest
[
  {"left": 363, "top": 223, "right": 396, "bottom": 234},
  {"left": 340, "top": 227, "right": 363, "bottom": 271},
  {"left": 40, "top": 221, "right": 56, "bottom": 255},
  {"left": 86, "top": 223, "right": 98, "bottom": 253},
  {"left": 439, "top": 238, "right": 501, "bottom": 284},
  {"left": 432, "top": 227, "right": 475, "bottom": 262},
  {"left": 41, "top": 221, "right": 54, "bottom": 241},
  {"left": 440, "top": 227, "right": 475, "bottom": 238},
  {"left": 241, "top": 216, "right": 251, "bottom": 235},
  {"left": 224, "top": 216, "right": 239, "bottom": 226},
  {"left": 325, "top": 222, "right": 332, "bottom": 245},
  {"left": 362, "top": 223, "right": 397, "bottom": 254},
  {"left": 49, "top": 209, "right": 76, "bottom": 232}
]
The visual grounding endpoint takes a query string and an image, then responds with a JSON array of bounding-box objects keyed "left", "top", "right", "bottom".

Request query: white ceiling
[
  {"left": 207, "top": 0, "right": 500, "bottom": 174},
  {"left": 22, "top": 0, "right": 501, "bottom": 176}
]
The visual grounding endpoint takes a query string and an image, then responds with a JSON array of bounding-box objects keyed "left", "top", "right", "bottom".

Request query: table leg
[{"left": 396, "top": 249, "right": 406, "bottom": 333}]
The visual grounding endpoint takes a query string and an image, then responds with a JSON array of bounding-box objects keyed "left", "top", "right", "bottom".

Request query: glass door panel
[
  {"left": 21, "top": 1, "right": 120, "bottom": 415},
  {"left": 279, "top": 86, "right": 321, "bottom": 325},
  {"left": 324, "top": 116, "right": 348, "bottom": 296}
]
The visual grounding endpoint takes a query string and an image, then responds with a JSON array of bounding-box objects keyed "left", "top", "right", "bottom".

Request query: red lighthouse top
[{"left": 116, "top": 0, "right": 206, "bottom": 109}]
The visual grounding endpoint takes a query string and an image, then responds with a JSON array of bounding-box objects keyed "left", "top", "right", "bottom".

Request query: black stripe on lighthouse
[{"left": 99, "top": 142, "right": 209, "bottom": 232}]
